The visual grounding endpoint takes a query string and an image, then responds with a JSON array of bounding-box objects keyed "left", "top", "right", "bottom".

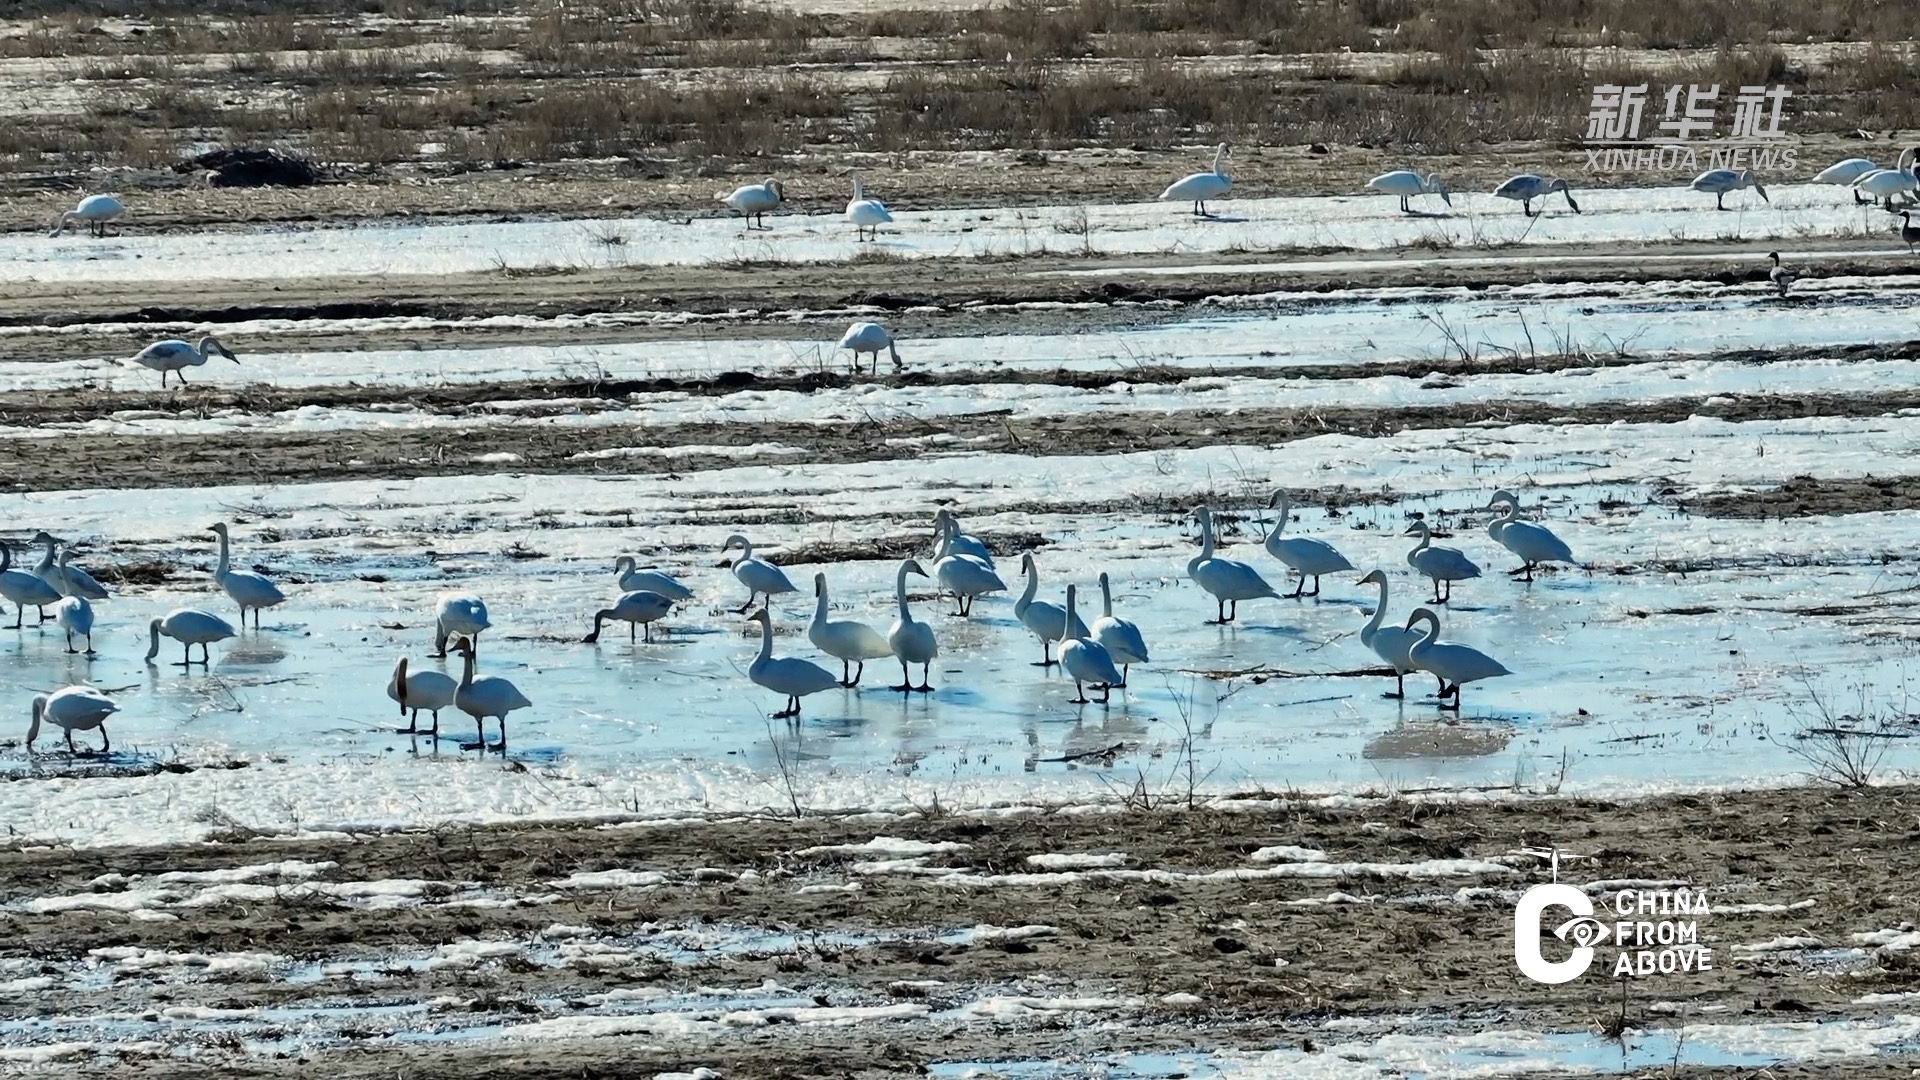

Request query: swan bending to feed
[
  {"left": 723, "top": 533, "right": 798, "bottom": 613},
  {"left": 719, "top": 177, "right": 782, "bottom": 229},
  {"left": 1014, "top": 553, "right": 1090, "bottom": 667},
  {"left": 450, "top": 637, "right": 530, "bottom": 750},
  {"left": 612, "top": 557, "right": 695, "bottom": 602},
  {"left": 1264, "top": 490, "right": 1354, "bottom": 598},
  {"left": 886, "top": 559, "right": 939, "bottom": 693},
  {"left": 746, "top": 607, "right": 840, "bottom": 720},
  {"left": 1058, "top": 584, "right": 1125, "bottom": 705},
  {"left": 933, "top": 510, "right": 994, "bottom": 567},
  {"left": 846, "top": 170, "right": 893, "bottom": 242},
  {"left": 146, "top": 608, "right": 236, "bottom": 666},
  {"left": 1689, "top": 168, "right": 1768, "bottom": 211},
  {"left": 131, "top": 336, "right": 238, "bottom": 389},
  {"left": 1852, "top": 148, "right": 1919, "bottom": 210},
  {"left": 433, "top": 593, "right": 491, "bottom": 656},
  {"left": 1404, "top": 520, "right": 1481, "bottom": 603},
  {"left": 1160, "top": 143, "right": 1231, "bottom": 217},
  {"left": 1485, "top": 490, "right": 1577, "bottom": 582},
  {"left": 388, "top": 655, "right": 458, "bottom": 735},
  {"left": 52, "top": 548, "right": 95, "bottom": 654},
  {"left": 932, "top": 529, "right": 1005, "bottom": 616},
  {"left": 0, "top": 543, "right": 60, "bottom": 628},
  {"left": 1404, "top": 607, "right": 1510, "bottom": 710},
  {"left": 1187, "top": 506, "right": 1279, "bottom": 624},
  {"left": 1492, "top": 174, "right": 1580, "bottom": 216},
  {"left": 1767, "top": 251, "right": 1799, "bottom": 297},
  {"left": 206, "top": 523, "right": 285, "bottom": 628},
  {"left": 808, "top": 572, "right": 893, "bottom": 686},
  {"left": 30, "top": 532, "right": 107, "bottom": 600},
  {"left": 28, "top": 686, "right": 118, "bottom": 753},
  {"left": 1356, "top": 570, "right": 1427, "bottom": 698},
  {"left": 1814, "top": 156, "right": 1878, "bottom": 202},
  {"left": 584, "top": 590, "right": 674, "bottom": 644},
  {"left": 837, "top": 321, "right": 901, "bottom": 374},
  {"left": 1090, "top": 572, "right": 1148, "bottom": 685},
  {"left": 1367, "top": 170, "right": 1450, "bottom": 213},
  {"left": 51, "top": 194, "right": 124, "bottom": 237}
]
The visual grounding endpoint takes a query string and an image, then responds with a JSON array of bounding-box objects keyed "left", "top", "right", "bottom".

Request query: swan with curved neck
[
  {"left": 28, "top": 686, "right": 118, "bottom": 753},
  {"left": 887, "top": 559, "right": 938, "bottom": 693},
  {"left": 808, "top": 572, "right": 892, "bottom": 686},
  {"left": 131, "top": 335, "right": 238, "bottom": 389},
  {"left": 450, "top": 637, "right": 530, "bottom": 751},
  {"left": 51, "top": 548, "right": 94, "bottom": 655},
  {"left": 585, "top": 590, "right": 674, "bottom": 644},
  {"left": 1355, "top": 570, "right": 1428, "bottom": 698},
  {"left": 1058, "top": 584, "right": 1124, "bottom": 704},
  {"left": 1014, "top": 553, "right": 1089, "bottom": 667},
  {"left": 612, "top": 557, "right": 695, "bottom": 602},
  {"left": 1090, "top": 572, "right": 1148, "bottom": 685},
  {"left": 932, "top": 510, "right": 993, "bottom": 567},
  {"left": 29, "top": 532, "right": 107, "bottom": 600},
  {"left": 1403, "top": 607, "right": 1510, "bottom": 710},
  {"left": 1264, "top": 490, "right": 1355, "bottom": 598},
  {"left": 0, "top": 542, "right": 60, "bottom": 629},
  {"left": 723, "top": 533, "right": 798, "bottom": 614},
  {"left": 433, "top": 593, "right": 491, "bottom": 657},
  {"left": 1403, "top": 520, "right": 1481, "bottom": 604},
  {"left": 388, "top": 654, "right": 458, "bottom": 735},
  {"left": 1187, "top": 506, "right": 1278, "bottom": 624},
  {"left": 1160, "top": 143, "right": 1231, "bottom": 217},
  {"left": 747, "top": 607, "right": 839, "bottom": 720},
  {"left": 207, "top": 522, "right": 286, "bottom": 629},
  {"left": 146, "top": 608, "right": 236, "bottom": 666},
  {"left": 1484, "top": 489, "right": 1577, "bottom": 583}
]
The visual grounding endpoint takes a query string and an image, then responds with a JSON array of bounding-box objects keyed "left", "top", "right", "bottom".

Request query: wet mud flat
[{"left": 2, "top": 785, "right": 1918, "bottom": 1077}]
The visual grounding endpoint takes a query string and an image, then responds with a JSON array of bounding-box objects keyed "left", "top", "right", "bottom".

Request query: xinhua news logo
[
  {"left": 1584, "top": 83, "right": 1798, "bottom": 174},
  {"left": 1511, "top": 849, "right": 1714, "bottom": 984}
]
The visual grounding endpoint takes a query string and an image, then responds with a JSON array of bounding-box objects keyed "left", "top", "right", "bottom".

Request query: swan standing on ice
[
  {"left": 145, "top": 608, "right": 236, "bottom": 666},
  {"left": 1404, "top": 520, "right": 1481, "bottom": 604},
  {"left": 1814, "top": 157, "right": 1879, "bottom": 202},
  {"left": 886, "top": 559, "right": 939, "bottom": 693},
  {"left": 1160, "top": 143, "right": 1231, "bottom": 217},
  {"left": 613, "top": 557, "right": 695, "bottom": 602},
  {"left": 1690, "top": 168, "right": 1768, "bottom": 211},
  {"left": 1187, "top": 506, "right": 1279, "bottom": 624},
  {"left": 933, "top": 510, "right": 994, "bottom": 567},
  {"left": 1090, "top": 572, "right": 1148, "bottom": 686},
  {"left": 1264, "top": 490, "right": 1354, "bottom": 598},
  {"left": 0, "top": 543, "right": 60, "bottom": 628},
  {"left": 450, "top": 637, "right": 531, "bottom": 751},
  {"left": 584, "top": 591, "right": 674, "bottom": 644},
  {"left": 1852, "top": 148, "right": 1919, "bottom": 210},
  {"left": 388, "top": 655, "right": 457, "bottom": 734},
  {"left": 846, "top": 170, "right": 893, "bottom": 242},
  {"left": 29, "top": 532, "right": 108, "bottom": 600},
  {"left": 431, "top": 593, "right": 491, "bottom": 656},
  {"left": 1404, "top": 607, "right": 1510, "bottom": 710},
  {"left": 719, "top": 177, "right": 783, "bottom": 229},
  {"left": 1367, "top": 171, "right": 1450, "bottom": 214},
  {"left": 50, "top": 194, "right": 124, "bottom": 238},
  {"left": 1355, "top": 570, "right": 1426, "bottom": 698},
  {"left": 746, "top": 607, "right": 839, "bottom": 720},
  {"left": 838, "top": 321, "right": 901, "bottom": 374},
  {"left": 932, "top": 528, "right": 1005, "bottom": 616},
  {"left": 52, "top": 548, "right": 95, "bottom": 655},
  {"left": 28, "top": 686, "right": 118, "bottom": 753},
  {"left": 1058, "top": 584, "right": 1124, "bottom": 705},
  {"left": 1767, "top": 251, "right": 1800, "bottom": 297},
  {"left": 131, "top": 336, "right": 239, "bottom": 389},
  {"left": 1014, "top": 553, "right": 1089, "bottom": 667},
  {"left": 808, "top": 572, "right": 893, "bottom": 686},
  {"left": 207, "top": 522, "right": 286, "bottom": 629},
  {"left": 722, "top": 533, "right": 798, "bottom": 613},
  {"left": 1485, "top": 490, "right": 1577, "bottom": 582},
  {"left": 1492, "top": 175, "right": 1580, "bottom": 216}
]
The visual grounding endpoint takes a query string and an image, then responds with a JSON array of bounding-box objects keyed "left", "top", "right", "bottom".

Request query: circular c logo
[{"left": 1514, "top": 883, "right": 1596, "bottom": 984}]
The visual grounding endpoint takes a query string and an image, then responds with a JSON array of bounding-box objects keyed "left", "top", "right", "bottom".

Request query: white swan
[
  {"left": 29, "top": 532, "right": 108, "bottom": 600},
  {"left": 1058, "top": 584, "right": 1125, "bottom": 705},
  {"left": 28, "top": 686, "right": 118, "bottom": 753},
  {"left": 1367, "top": 170, "right": 1450, "bottom": 213},
  {"left": 1161, "top": 143, "right": 1231, "bottom": 217},
  {"left": 723, "top": 533, "right": 798, "bottom": 613},
  {"left": 1014, "top": 553, "right": 1089, "bottom": 667},
  {"left": 585, "top": 590, "right": 674, "bottom": 644},
  {"left": 838, "top": 321, "right": 901, "bottom": 374},
  {"left": 1485, "top": 489, "right": 1576, "bottom": 582},
  {"left": 847, "top": 170, "right": 893, "bottom": 242},
  {"left": 433, "top": 593, "right": 491, "bottom": 656},
  {"left": 1767, "top": 250, "right": 1799, "bottom": 297},
  {"left": 387, "top": 655, "right": 457, "bottom": 735},
  {"left": 1853, "top": 148, "right": 1919, "bottom": 210},
  {"left": 932, "top": 528, "right": 1006, "bottom": 616},
  {"left": 719, "top": 177, "right": 782, "bottom": 229},
  {"left": 1356, "top": 570, "right": 1426, "bottom": 698},
  {"left": 1492, "top": 174, "right": 1580, "bottom": 216},
  {"left": 808, "top": 572, "right": 893, "bottom": 686},
  {"left": 1689, "top": 168, "right": 1768, "bottom": 211},
  {"left": 0, "top": 542, "right": 60, "bottom": 629},
  {"left": 1404, "top": 520, "right": 1481, "bottom": 603},
  {"left": 450, "top": 637, "right": 531, "bottom": 750},
  {"left": 1264, "top": 490, "right": 1354, "bottom": 598},
  {"left": 1187, "top": 506, "right": 1279, "bottom": 624},
  {"left": 131, "top": 336, "right": 238, "bottom": 389},
  {"left": 886, "top": 559, "right": 939, "bottom": 693},
  {"left": 207, "top": 522, "right": 286, "bottom": 628},
  {"left": 51, "top": 548, "right": 95, "bottom": 655},
  {"left": 1090, "top": 571, "right": 1148, "bottom": 685},
  {"left": 50, "top": 194, "right": 124, "bottom": 238},
  {"left": 612, "top": 557, "right": 694, "bottom": 602},
  {"left": 933, "top": 510, "right": 993, "bottom": 567},
  {"left": 1815, "top": 156, "right": 1879, "bottom": 202},
  {"left": 746, "top": 607, "right": 840, "bottom": 719},
  {"left": 1404, "top": 607, "right": 1510, "bottom": 710},
  {"left": 146, "top": 608, "right": 236, "bottom": 666}
]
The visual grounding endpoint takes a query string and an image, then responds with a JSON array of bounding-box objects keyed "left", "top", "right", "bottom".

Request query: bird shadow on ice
[{"left": 1193, "top": 214, "right": 1250, "bottom": 224}]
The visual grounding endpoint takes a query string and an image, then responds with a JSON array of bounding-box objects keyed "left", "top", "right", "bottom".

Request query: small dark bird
[
  {"left": 1766, "top": 251, "right": 1799, "bottom": 297},
  {"left": 1901, "top": 211, "right": 1920, "bottom": 253}
]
